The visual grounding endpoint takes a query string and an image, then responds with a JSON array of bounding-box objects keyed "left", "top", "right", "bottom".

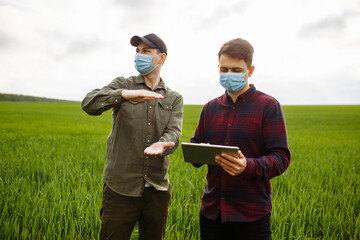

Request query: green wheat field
[{"left": 0, "top": 102, "right": 359, "bottom": 239}]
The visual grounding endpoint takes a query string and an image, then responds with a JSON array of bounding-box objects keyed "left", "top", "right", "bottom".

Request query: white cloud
[
  {"left": 297, "top": 9, "right": 360, "bottom": 40},
  {"left": 0, "top": 0, "right": 359, "bottom": 104}
]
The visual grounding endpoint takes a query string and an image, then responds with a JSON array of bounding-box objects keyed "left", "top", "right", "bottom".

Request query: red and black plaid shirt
[{"left": 191, "top": 84, "right": 291, "bottom": 223}]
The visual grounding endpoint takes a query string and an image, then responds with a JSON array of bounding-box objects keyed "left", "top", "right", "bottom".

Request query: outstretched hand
[
  {"left": 215, "top": 150, "right": 247, "bottom": 176},
  {"left": 144, "top": 142, "right": 175, "bottom": 157},
  {"left": 121, "top": 89, "right": 163, "bottom": 102}
]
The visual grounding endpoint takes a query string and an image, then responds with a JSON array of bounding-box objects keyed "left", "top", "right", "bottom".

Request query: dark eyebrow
[
  {"left": 220, "top": 67, "right": 245, "bottom": 71},
  {"left": 231, "top": 67, "right": 244, "bottom": 71},
  {"left": 136, "top": 46, "right": 152, "bottom": 51}
]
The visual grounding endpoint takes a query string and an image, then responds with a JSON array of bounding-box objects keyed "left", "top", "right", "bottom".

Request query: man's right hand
[
  {"left": 121, "top": 89, "right": 164, "bottom": 102},
  {"left": 215, "top": 150, "right": 247, "bottom": 176}
]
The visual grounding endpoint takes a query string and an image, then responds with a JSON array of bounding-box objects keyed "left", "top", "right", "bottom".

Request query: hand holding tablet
[{"left": 181, "top": 142, "right": 239, "bottom": 165}]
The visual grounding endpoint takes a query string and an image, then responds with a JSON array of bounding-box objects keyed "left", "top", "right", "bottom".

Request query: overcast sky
[{"left": 0, "top": 0, "right": 359, "bottom": 105}]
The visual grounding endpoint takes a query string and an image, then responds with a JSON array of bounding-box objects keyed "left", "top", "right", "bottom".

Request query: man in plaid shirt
[{"left": 190, "top": 38, "right": 291, "bottom": 240}]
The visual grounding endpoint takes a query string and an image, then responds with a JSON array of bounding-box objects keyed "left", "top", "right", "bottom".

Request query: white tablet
[{"left": 181, "top": 142, "right": 239, "bottom": 165}]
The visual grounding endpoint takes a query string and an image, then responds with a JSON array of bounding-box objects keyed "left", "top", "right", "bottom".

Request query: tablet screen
[{"left": 181, "top": 142, "right": 239, "bottom": 165}]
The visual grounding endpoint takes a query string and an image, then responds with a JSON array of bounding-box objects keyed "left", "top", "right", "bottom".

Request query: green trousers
[{"left": 99, "top": 183, "right": 171, "bottom": 240}]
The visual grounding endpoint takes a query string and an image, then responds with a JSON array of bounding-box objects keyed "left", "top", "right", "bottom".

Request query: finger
[
  {"left": 144, "top": 95, "right": 163, "bottom": 100},
  {"left": 225, "top": 162, "right": 240, "bottom": 173},
  {"left": 144, "top": 147, "right": 155, "bottom": 155},
  {"left": 146, "top": 92, "right": 164, "bottom": 98},
  {"left": 222, "top": 151, "right": 237, "bottom": 157},
  {"left": 146, "top": 153, "right": 160, "bottom": 156},
  {"left": 224, "top": 169, "right": 237, "bottom": 176},
  {"left": 144, "top": 144, "right": 168, "bottom": 156},
  {"left": 216, "top": 156, "right": 241, "bottom": 174},
  {"left": 143, "top": 95, "right": 164, "bottom": 101},
  {"left": 143, "top": 96, "right": 158, "bottom": 101},
  {"left": 215, "top": 156, "right": 233, "bottom": 169},
  {"left": 220, "top": 164, "right": 237, "bottom": 176},
  {"left": 153, "top": 93, "right": 164, "bottom": 99},
  {"left": 144, "top": 150, "right": 160, "bottom": 156},
  {"left": 162, "top": 142, "right": 175, "bottom": 148},
  {"left": 220, "top": 153, "right": 238, "bottom": 164},
  {"left": 238, "top": 150, "right": 245, "bottom": 159}
]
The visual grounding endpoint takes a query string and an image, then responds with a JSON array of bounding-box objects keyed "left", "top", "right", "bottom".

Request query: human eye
[
  {"left": 220, "top": 67, "right": 228, "bottom": 72},
  {"left": 232, "top": 68, "right": 243, "bottom": 73}
]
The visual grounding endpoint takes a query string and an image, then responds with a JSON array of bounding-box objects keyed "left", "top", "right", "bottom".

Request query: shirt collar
[
  {"left": 135, "top": 74, "right": 167, "bottom": 92},
  {"left": 224, "top": 84, "right": 256, "bottom": 104}
]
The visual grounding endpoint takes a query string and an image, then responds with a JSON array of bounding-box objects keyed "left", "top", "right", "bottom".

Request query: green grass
[{"left": 0, "top": 102, "right": 359, "bottom": 239}]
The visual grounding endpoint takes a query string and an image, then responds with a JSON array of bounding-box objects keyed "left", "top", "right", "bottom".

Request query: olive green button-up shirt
[{"left": 82, "top": 75, "right": 183, "bottom": 197}]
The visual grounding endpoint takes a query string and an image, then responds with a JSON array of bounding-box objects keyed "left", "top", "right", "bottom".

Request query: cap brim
[{"left": 130, "top": 35, "right": 157, "bottom": 49}]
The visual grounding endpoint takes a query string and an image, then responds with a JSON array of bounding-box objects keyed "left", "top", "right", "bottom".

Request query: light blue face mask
[
  {"left": 134, "top": 53, "right": 160, "bottom": 75},
  {"left": 219, "top": 72, "right": 247, "bottom": 93}
]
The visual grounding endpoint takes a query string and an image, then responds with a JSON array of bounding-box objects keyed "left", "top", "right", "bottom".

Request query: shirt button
[
  {"left": 148, "top": 122, "right": 151, "bottom": 126},
  {"left": 228, "top": 124, "right": 231, "bottom": 127},
  {"left": 147, "top": 140, "right": 150, "bottom": 142},
  {"left": 101, "top": 103, "right": 104, "bottom": 106},
  {"left": 149, "top": 106, "right": 152, "bottom": 109},
  {"left": 115, "top": 99, "right": 118, "bottom": 102}
]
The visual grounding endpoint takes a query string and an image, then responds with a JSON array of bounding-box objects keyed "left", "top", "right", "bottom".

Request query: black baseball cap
[{"left": 130, "top": 33, "right": 167, "bottom": 55}]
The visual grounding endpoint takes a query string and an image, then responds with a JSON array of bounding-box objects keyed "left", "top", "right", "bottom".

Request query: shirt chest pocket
[
  {"left": 119, "top": 101, "right": 143, "bottom": 120},
  {"left": 156, "top": 100, "right": 172, "bottom": 124}
]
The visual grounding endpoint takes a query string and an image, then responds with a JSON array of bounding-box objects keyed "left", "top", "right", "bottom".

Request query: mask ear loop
[{"left": 154, "top": 53, "right": 165, "bottom": 68}]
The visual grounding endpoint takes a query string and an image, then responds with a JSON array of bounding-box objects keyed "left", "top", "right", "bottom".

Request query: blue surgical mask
[
  {"left": 219, "top": 72, "right": 247, "bottom": 93},
  {"left": 134, "top": 53, "right": 159, "bottom": 75}
]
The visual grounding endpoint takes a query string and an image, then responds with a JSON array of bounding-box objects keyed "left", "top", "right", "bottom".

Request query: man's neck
[
  {"left": 143, "top": 71, "right": 161, "bottom": 90},
  {"left": 228, "top": 84, "right": 250, "bottom": 103}
]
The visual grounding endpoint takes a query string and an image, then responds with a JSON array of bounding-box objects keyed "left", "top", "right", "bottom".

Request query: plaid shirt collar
[{"left": 223, "top": 84, "right": 256, "bottom": 104}]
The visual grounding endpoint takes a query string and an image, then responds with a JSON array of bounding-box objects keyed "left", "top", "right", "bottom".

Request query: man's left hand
[
  {"left": 215, "top": 150, "right": 247, "bottom": 176},
  {"left": 144, "top": 142, "right": 175, "bottom": 157}
]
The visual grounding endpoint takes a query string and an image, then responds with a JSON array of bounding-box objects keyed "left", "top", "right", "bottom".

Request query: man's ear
[
  {"left": 160, "top": 53, "right": 167, "bottom": 64},
  {"left": 248, "top": 66, "right": 255, "bottom": 77}
]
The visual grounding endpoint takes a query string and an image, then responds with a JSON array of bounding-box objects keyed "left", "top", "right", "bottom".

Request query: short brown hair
[{"left": 218, "top": 38, "right": 254, "bottom": 69}]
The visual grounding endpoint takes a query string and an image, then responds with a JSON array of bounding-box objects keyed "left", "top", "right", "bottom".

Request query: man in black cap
[{"left": 82, "top": 33, "right": 183, "bottom": 240}]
